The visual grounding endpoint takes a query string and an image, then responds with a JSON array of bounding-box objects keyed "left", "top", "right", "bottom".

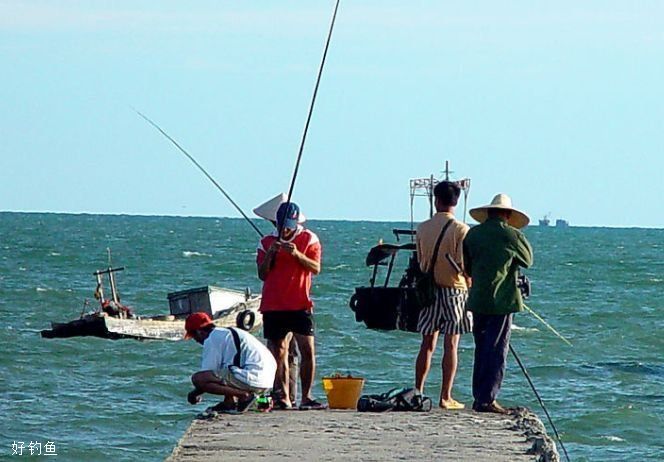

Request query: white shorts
[{"left": 216, "top": 368, "right": 270, "bottom": 395}]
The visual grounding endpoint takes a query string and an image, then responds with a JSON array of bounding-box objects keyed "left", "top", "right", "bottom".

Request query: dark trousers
[{"left": 472, "top": 313, "right": 513, "bottom": 405}]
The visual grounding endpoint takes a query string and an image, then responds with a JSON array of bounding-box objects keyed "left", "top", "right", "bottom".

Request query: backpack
[{"left": 357, "top": 387, "right": 433, "bottom": 412}]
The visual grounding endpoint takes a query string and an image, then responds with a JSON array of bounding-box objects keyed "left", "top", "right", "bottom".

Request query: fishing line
[
  {"left": 133, "top": 108, "right": 264, "bottom": 238},
  {"left": 283, "top": 0, "right": 341, "bottom": 211},
  {"left": 510, "top": 345, "right": 571, "bottom": 462},
  {"left": 523, "top": 303, "right": 573, "bottom": 347}
]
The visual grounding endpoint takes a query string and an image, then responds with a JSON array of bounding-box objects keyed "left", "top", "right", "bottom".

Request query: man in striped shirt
[{"left": 414, "top": 181, "right": 473, "bottom": 410}]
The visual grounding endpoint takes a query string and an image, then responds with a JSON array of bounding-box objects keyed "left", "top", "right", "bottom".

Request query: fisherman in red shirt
[{"left": 256, "top": 202, "right": 325, "bottom": 410}]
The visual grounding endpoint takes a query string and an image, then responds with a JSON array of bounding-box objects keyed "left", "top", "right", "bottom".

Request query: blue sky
[{"left": 1, "top": 1, "right": 662, "bottom": 227}]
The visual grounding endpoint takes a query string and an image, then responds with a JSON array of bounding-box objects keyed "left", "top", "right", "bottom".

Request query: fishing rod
[
  {"left": 510, "top": 345, "right": 571, "bottom": 462},
  {"left": 137, "top": 1, "right": 341, "bottom": 238},
  {"left": 133, "top": 108, "right": 264, "bottom": 238},
  {"left": 283, "top": 0, "right": 341, "bottom": 213},
  {"left": 524, "top": 303, "right": 573, "bottom": 347},
  {"left": 517, "top": 273, "right": 572, "bottom": 346}
]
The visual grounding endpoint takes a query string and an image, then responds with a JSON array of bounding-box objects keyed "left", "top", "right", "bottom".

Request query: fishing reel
[{"left": 517, "top": 272, "right": 531, "bottom": 299}]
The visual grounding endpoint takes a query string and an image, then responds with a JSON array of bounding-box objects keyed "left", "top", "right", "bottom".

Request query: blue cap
[{"left": 276, "top": 202, "right": 300, "bottom": 230}]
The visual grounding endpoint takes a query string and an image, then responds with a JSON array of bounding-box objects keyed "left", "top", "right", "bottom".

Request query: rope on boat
[{"left": 510, "top": 345, "right": 571, "bottom": 462}]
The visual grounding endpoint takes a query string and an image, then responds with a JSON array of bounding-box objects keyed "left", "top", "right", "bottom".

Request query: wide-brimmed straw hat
[
  {"left": 252, "top": 193, "right": 306, "bottom": 223},
  {"left": 469, "top": 193, "right": 530, "bottom": 229}
]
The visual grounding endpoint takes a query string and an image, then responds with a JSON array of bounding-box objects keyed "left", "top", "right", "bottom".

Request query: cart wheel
[{"left": 236, "top": 310, "right": 255, "bottom": 331}]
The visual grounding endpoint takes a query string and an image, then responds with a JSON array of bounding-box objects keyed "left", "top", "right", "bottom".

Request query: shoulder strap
[
  {"left": 428, "top": 219, "right": 454, "bottom": 275},
  {"left": 227, "top": 327, "right": 242, "bottom": 368}
]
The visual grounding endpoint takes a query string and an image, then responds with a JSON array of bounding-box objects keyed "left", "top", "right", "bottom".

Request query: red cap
[{"left": 184, "top": 312, "right": 214, "bottom": 339}]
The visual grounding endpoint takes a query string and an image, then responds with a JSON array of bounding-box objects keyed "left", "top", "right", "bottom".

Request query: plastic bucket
[{"left": 322, "top": 376, "right": 365, "bottom": 409}]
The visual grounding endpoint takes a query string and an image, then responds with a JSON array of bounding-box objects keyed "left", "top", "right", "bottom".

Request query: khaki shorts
[{"left": 216, "top": 368, "right": 270, "bottom": 395}]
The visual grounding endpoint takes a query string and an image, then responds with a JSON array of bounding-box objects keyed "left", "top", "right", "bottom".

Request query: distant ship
[
  {"left": 538, "top": 214, "right": 569, "bottom": 228},
  {"left": 539, "top": 214, "right": 551, "bottom": 227}
]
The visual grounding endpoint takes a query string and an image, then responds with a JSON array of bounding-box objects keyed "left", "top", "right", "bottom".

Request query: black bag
[
  {"left": 414, "top": 219, "right": 454, "bottom": 308},
  {"left": 357, "top": 387, "right": 433, "bottom": 412}
]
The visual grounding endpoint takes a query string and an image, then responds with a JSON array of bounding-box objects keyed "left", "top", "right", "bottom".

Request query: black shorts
[{"left": 262, "top": 310, "right": 315, "bottom": 340}]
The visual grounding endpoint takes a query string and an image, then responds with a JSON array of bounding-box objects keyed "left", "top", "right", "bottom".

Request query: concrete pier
[{"left": 167, "top": 407, "right": 558, "bottom": 461}]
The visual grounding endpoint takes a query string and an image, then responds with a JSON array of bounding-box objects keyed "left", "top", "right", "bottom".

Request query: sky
[{"left": 1, "top": 1, "right": 663, "bottom": 227}]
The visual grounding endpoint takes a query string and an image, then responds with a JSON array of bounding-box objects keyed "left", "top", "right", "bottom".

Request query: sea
[{"left": 0, "top": 212, "right": 662, "bottom": 461}]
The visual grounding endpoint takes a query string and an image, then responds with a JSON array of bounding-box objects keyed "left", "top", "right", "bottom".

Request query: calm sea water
[{"left": 1, "top": 212, "right": 662, "bottom": 461}]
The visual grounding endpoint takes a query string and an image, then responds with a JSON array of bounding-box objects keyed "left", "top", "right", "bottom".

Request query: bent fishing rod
[
  {"left": 281, "top": 0, "right": 341, "bottom": 229},
  {"left": 510, "top": 345, "right": 571, "bottom": 462},
  {"left": 133, "top": 108, "right": 264, "bottom": 238},
  {"left": 135, "top": 1, "right": 341, "bottom": 240}
]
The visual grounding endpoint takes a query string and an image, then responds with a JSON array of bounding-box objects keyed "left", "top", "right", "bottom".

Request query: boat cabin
[
  {"left": 167, "top": 286, "right": 252, "bottom": 319},
  {"left": 349, "top": 228, "right": 423, "bottom": 332}
]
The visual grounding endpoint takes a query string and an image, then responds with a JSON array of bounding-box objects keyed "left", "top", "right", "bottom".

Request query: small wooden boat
[{"left": 41, "top": 265, "right": 262, "bottom": 341}]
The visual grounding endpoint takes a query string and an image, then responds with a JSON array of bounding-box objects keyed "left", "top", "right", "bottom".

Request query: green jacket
[{"left": 463, "top": 217, "right": 533, "bottom": 315}]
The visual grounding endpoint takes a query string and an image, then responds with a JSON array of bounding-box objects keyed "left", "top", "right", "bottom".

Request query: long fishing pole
[
  {"left": 510, "top": 345, "right": 571, "bottom": 462},
  {"left": 523, "top": 303, "right": 573, "bottom": 347},
  {"left": 133, "top": 108, "right": 264, "bottom": 238},
  {"left": 284, "top": 0, "right": 340, "bottom": 207}
]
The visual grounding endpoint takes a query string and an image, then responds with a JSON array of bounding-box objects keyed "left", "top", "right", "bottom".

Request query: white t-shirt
[{"left": 200, "top": 328, "right": 276, "bottom": 389}]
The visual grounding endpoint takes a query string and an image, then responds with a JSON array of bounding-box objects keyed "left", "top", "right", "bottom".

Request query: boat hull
[
  {"left": 41, "top": 298, "right": 262, "bottom": 341},
  {"left": 350, "top": 286, "right": 422, "bottom": 333}
]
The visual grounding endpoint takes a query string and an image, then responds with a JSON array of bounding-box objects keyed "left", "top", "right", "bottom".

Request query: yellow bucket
[{"left": 322, "top": 375, "right": 365, "bottom": 409}]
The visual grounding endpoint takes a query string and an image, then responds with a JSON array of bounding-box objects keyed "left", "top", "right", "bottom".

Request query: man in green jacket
[{"left": 463, "top": 194, "right": 533, "bottom": 414}]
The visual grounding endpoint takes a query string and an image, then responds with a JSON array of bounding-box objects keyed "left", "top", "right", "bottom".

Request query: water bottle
[{"left": 256, "top": 394, "right": 272, "bottom": 411}]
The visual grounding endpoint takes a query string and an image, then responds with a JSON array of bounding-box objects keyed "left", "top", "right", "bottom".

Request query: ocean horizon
[{"left": 2, "top": 210, "right": 662, "bottom": 230}]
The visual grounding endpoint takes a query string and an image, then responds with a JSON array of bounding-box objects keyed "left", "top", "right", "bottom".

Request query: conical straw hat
[
  {"left": 253, "top": 193, "right": 306, "bottom": 223},
  {"left": 469, "top": 193, "right": 530, "bottom": 229}
]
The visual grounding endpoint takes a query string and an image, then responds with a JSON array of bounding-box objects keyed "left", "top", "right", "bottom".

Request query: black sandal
[
  {"left": 236, "top": 394, "right": 257, "bottom": 413},
  {"left": 273, "top": 399, "right": 293, "bottom": 410},
  {"left": 299, "top": 399, "right": 327, "bottom": 410},
  {"left": 209, "top": 402, "right": 240, "bottom": 415}
]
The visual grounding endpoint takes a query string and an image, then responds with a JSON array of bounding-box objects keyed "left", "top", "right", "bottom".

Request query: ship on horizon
[
  {"left": 539, "top": 214, "right": 570, "bottom": 228},
  {"left": 538, "top": 214, "right": 551, "bottom": 227}
]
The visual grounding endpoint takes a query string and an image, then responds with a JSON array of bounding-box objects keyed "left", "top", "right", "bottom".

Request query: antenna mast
[{"left": 409, "top": 161, "right": 471, "bottom": 230}]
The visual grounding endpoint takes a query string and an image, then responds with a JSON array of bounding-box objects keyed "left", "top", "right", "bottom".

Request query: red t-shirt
[{"left": 256, "top": 229, "right": 322, "bottom": 312}]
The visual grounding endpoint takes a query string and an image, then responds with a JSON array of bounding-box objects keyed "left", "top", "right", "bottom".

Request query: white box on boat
[{"left": 167, "top": 286, "right": 246, "bottom": 318}]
